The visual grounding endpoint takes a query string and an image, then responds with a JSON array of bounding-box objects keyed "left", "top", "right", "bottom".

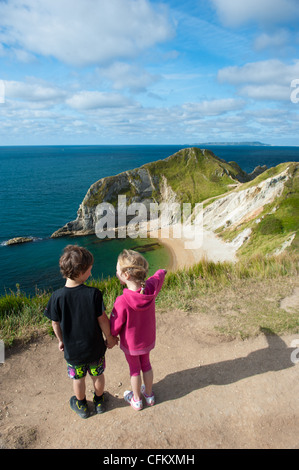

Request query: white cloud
[
  {"left": 66, "top": 91, "right": 135, "bottom": 110},
  {"left": 254, "top": 30, "right": 290, "bottom": 51},
  {"left": 0, "top": 0, "right": 174, "bottom": 66},
  {"left": 182, "top": 98, "right": 244, "bottom": 116},
  {"left": 99, "top": 62, "right": 159, "bottom": 92},
  {"left": 210, "top": 0, "right": 299, "bottom": 27},
  {"left": 1, "top": 91, "right": 298, "bottom": 144},
  {"left": 218, "top": 59, "right": 299, "bottom": 101},
  {"left": 239, "top": 84, "right": 291, "bottom": 101},
  {"left": 4, "top": 80, "right": 67, "bottom": 102},
  {"left": 218, "top": 59, "right": 299, "bottom": 85}
]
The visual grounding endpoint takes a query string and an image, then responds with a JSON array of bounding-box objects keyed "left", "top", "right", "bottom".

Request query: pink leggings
[{"left": 125, "top": 352, "right": 152, "bottom": 377}]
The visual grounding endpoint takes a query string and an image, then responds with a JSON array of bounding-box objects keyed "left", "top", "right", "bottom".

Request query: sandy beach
[{"left": 155, "top": 228, "right": 237, "bottom": 271}]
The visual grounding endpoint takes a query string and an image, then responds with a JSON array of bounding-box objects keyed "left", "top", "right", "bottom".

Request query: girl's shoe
[
  {"left": 123, "top": 390, "right": 143, "bottom": 411},
  {"left": 141, "top": 385, "right": 155, "bottom": 406}
]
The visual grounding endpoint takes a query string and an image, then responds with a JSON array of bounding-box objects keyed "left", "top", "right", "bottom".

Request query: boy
[{"left": 44, "top": 245, "right": 117, "bottom": 419}]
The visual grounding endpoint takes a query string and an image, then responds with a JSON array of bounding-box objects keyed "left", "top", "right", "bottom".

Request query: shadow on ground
[{"left": 155, "top": 329, "right": 297, "bottom": 403}]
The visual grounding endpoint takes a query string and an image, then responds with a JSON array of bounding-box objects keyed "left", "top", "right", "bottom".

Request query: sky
[{"left": 0, "top": 0, "right": 299, "bottom": 146}]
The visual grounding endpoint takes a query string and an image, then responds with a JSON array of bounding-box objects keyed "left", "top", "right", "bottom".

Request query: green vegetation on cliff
[
  {"left": 146, "top": 148, "right": 242, "bottom": 205},
  {"left": 84, "top": 147, "right": 244, "bottom": 208}
]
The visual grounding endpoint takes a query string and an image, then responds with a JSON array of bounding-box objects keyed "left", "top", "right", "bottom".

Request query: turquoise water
[{"left": 0, "top": 144, "right": 298, "bottom": 296}]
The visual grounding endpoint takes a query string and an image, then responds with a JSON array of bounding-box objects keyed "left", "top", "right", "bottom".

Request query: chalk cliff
[
  {"left": 51, "top": 147, "right": 266, "bottom": 238},
  {"left": 202, "top": 161, "right": 298, "bottom": 256}
]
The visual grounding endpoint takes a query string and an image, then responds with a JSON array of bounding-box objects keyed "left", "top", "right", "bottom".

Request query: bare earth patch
[
  {"left": 1, "top": 307, "right": 298, "bottom": 450},
  {"left": 280, "top": 287, "right": 299, "bottom": 313}
]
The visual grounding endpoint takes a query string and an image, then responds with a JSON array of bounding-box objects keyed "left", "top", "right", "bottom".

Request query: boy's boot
[
  {"left": 93, "top": 393, "right": 106, "bottom": 414},
  {"left": 70, "top": 396, "right": 90, "bottom": 419}
]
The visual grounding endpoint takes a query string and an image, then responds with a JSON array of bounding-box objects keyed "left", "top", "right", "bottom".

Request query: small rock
[{"left": 5, "top": 237, "right": 34, "bottom": 246}]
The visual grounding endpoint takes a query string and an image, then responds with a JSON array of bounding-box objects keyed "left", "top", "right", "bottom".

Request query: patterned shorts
[{"left": 67, "top": 356, "right": 106, "bottom": 380}]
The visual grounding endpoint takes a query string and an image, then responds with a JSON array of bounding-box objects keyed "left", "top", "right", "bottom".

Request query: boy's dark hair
[{"left": 59, "top": 245, "right": 94, "bottom": 280}]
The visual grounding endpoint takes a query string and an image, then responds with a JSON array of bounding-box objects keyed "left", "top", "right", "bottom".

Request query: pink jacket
[{"left": 110, "top": 269, "right": 166, "bottom": 355}]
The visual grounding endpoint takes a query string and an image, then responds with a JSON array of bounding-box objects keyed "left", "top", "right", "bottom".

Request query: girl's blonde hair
[{"left": 118, "top": 249, "right": 149, "bottom": 294}]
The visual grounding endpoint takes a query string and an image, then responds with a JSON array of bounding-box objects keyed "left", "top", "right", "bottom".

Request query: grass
[
  {"left": 1, "top": 253, "right": 298, "bottom": 348},
  {"left": 0, "top": 288, "right": 51, "bottom": 347},
  {"left": 84, "top": 147, "right": 247, "bottom": 210},
  {"left": 147, "top": 147, "right": 243, "bottom": 205},
  {"left": 198, "top": 277, "right": 299, "bottom": 340}
]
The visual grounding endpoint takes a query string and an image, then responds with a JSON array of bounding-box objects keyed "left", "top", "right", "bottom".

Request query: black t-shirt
[{"left": 44, "top": 284, "right": 107, "bottom": 365}]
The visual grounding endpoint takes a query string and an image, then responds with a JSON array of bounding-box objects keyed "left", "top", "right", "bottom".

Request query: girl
[{"left": 110, "top": 249, "right": 166, "bottom": 411}]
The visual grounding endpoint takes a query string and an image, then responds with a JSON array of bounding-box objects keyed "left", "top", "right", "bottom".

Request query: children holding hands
[{"left": 45, "top": 245, "right": 166, "bottom": 418}]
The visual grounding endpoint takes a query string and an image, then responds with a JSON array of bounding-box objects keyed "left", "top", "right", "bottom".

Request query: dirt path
[{"left": 1, "top": 310, "right": 298, "bottom": 450}]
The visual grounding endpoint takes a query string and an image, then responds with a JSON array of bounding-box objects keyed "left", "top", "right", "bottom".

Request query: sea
[{"left": 1, "top": 144, "right": 298, "bottom": 297}]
